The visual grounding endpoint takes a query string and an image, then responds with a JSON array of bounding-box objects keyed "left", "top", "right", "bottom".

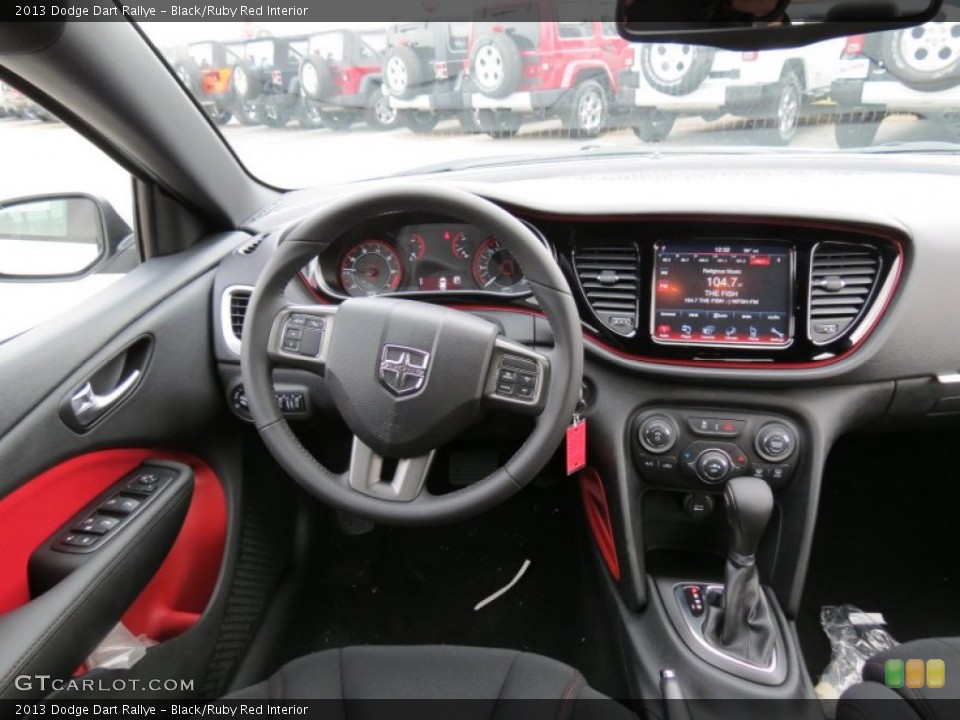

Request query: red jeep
[
  {"left": 463, "top": 3, "right": 635, "bottom": 137},
  {"left": 299, "top": 30, "right": 399, "bottom": 131}
]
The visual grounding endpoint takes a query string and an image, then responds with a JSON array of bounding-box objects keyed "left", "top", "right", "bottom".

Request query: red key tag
[{"left": 566, "top": 416, "right": 587, "bottom": 476}]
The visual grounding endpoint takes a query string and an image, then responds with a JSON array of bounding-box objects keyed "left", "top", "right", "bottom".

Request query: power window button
[
  {"left": 61, "top": 533, "right": 99, "bottom": 548},
  {"left": 100, "top": 495, "right": 141, "bottom": 515},
  {"left": 73, "top": 514, "right": 120, "bottom": 536}
]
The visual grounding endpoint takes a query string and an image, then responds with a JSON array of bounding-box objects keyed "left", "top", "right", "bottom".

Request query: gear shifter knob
[{"left": 724, "top": 476, "right": 774, "bottom": 561}]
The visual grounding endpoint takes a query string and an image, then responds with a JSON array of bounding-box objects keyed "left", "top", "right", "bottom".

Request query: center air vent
[
  {"left": 808, "top": 242, "right": 881, "bottom": 345},
  {"left": 573, "top": 244, "right": 640, "bottom": 336},
  {"left": 221, "top": 286, "right": 253, "bottom": 355}
]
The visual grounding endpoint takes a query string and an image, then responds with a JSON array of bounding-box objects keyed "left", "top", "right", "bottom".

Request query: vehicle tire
[
  {"left": 384, "top": 46, "right": 424, "bottom": 100},
  {"left": 471, "top": 33, "right": 523, "bottom": 99},
  {"left": 632, "top": 109, "right": 676, "bottom": 142},
  {"left": 473, "top": 109, "right": 523, "bottom": 139},
  {"left": 880, "top": 23, "right": 960, "bottom": 92},
  {"left": 562, "top": 80, "right": 609, "bottom": 138},
  {"left": 319, "top": 109, "right": 360, "bottom": 130},
  {"left": 175, "top": 59, "right": 202, "bottom": 95},
  {"left": 210, "top": 105, "right": 233, "bottom": 125},
  {"left": 756, "top": 71, "right": 802, "bottom": 146},
  {"left": 232, "top": 62, "right": 262, "bottom": 101},
  {"left": 365, "top": 91, "right": 400, "bottom": 130},
  {"left": 235, "top": 100, "right": 261, "bottom": 126},
  {"left": 298, "top": 100, "right": 325, "bottom": 129},
  {"left": 834, "top": 110, "right": 884, "bottom": 148},
  {"left": 400, "top": 110, "right": 440, "bottom": 133},
  {"left": 640, "top": 44, "right": 715, "bottom": 96},
  {"left": 259, "top": 104, "right": 292, "bottom": 128},
  {"left": 299, "top": 56, "right": 332, "bottom": 100}
]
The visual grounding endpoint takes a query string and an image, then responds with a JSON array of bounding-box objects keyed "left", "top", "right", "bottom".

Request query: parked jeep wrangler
[
  {"left": 299, "top": 30, "right": 398, "bottom": 131},
  {"left": 382, "top": 21, "right": 473, "bottom": 133},
  {"left": 462, "top": 4, "right": 635, "bottom": 138},
  {"left": 627, "top": 37, "right": 846, "bottom": 145},
  {"left": 173, "top": 41, "right": 239, "bottom": 126},
  {"left": 229, "top": 35, "right": 310, "bottom": 129},
  {"left": 831, "top": 22, "right": 960, "bottom": 147}
]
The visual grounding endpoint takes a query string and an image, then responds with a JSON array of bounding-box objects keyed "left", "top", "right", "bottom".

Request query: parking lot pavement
[{"left": 1, "top": 111, "right": 955, "bottom": 215}]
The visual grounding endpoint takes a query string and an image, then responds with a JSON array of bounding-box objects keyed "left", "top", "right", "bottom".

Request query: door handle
[{"left": 69, "top": 369, "right": 141, "bottom": 427}]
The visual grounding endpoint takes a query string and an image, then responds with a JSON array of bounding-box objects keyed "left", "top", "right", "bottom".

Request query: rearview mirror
[
  {"left": 0, "top": 194, "right": 133, "bottom": 279},
  {"left": 617, "top": 0, "right": 944, "bottom": 50}
]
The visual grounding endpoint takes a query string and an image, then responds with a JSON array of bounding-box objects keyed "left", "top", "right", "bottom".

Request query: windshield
[{"left": 141, "top": 19, "right": 960, "bottom": 188}]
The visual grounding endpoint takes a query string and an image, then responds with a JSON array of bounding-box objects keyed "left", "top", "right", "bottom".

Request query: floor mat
[
  {"left": 798, "top": 431, "right": 960, "bottom": 681},
  {"left": 270, "top": 478, "right": 627, "bottom": 698}
]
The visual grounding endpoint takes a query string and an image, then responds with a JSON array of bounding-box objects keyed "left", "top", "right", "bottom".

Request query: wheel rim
[
  {"left": 234, "top": 69, "right": 248, "bottom": 96},
  {"left": 301, "top": 63, "right": 319, "bottom": 96},
  {"left": 386, "top": 57, "right": 408, "bottom": 94},
  {"left": 375, "top": 95, "right": 397, "bottom": 125},
  {"left": 577, "top": 89, "right": 604, "bottom": 130},
  {"left": 474, "top": 44, "right": 505, "bottom": 91},
  {"left": 651, "top": 44, "right": 694, "bottom": 83},
  {"left": 899, "top": 23, "right": 960, "bottom": 74},
  {"left": 777, "top": 82, "right": 799, "bottom": 138}
]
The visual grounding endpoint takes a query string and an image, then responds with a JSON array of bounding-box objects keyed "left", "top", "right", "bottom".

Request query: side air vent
[
  {"left": 236, "top": 234, "right": 266, "bottom": 256},
  {"left": 220, "top": 286, "right": 253, "bottom": 355},
  {"left": 573, "top": 244, "right": 640, "bottom": 336},
  {"left": 808, "top": 242, "right": 881, "bottom": 345}
]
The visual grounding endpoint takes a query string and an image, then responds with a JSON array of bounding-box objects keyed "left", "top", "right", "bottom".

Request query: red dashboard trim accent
[{"left": 579, "top": 468, "right": 620, "bottom": 581}]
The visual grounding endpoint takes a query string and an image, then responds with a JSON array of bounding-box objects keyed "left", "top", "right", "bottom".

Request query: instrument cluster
[{"left": 310, "top": 222, "right": 531, "bottom": 299}]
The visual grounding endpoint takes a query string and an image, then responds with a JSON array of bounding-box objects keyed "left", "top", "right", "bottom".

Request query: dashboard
[{"left": 295, "top": 212, "right": 903, "bottom": 369}]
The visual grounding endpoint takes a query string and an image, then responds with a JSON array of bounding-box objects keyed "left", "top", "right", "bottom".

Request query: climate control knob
[
  {"left": 755, "top": 423, "right": 796, "bottom": 462},
  {"left": 696, "top": 450, "right": 732, "bottom": 484},
  {"left": 638, "top": 415, "right": 678, "bottom": 454}
]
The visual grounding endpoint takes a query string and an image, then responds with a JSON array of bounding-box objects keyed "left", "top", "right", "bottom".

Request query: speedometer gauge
[
  {"left": 472, "top": 237, "right": 527, "bottom": 293},
  {"left": 338, "top": 240, "right": 404, "bottom": 297}
]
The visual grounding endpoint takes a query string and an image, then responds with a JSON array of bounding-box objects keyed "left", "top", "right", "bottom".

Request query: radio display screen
[{"left": 651, "top": 242, "right": 793, "bottom": 348}]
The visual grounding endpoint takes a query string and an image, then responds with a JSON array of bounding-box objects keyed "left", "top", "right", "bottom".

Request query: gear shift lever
[{"left": 704, "top": 476, "right": 777, "bottom": 664}]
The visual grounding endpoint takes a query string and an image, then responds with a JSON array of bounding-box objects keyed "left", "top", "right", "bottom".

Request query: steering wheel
[{"left": 241, "top": 185, "right": 583, "bottom": 525}]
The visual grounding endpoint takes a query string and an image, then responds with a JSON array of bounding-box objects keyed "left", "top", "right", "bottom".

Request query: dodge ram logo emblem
[{"left": 378, "top": 345, "right": 430, "bottom": 397}]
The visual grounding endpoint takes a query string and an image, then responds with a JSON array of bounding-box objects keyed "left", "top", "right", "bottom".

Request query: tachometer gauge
[
  {"left": 472, "top": 237, "right": 527, "bottom": 293},
  {"left": 399, "top": 232, "right": 427, "bottom": 262},
  {"left": 338, "top": 240, "right": 404, "bottom": 297},
  {"left": 451, "top": 231, "right": 477, "bottom": 261}
]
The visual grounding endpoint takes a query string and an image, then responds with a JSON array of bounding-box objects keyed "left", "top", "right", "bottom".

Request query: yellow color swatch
[
  {"left": 905, "top": 659, "right": 925, "bottom": 689},
  {"left": 926, "top": 659, "right": 945, "bottom": 689}
]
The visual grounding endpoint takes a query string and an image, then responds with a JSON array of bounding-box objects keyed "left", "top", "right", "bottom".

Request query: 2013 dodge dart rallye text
[{"left": 2, "top": 1, "right": 960, "bottom": 718}]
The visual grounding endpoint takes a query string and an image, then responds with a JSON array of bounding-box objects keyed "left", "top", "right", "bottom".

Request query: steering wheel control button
[
  {"left": 638, "top": 415, "right": 678, "bottom": 454},
  {"left": 496, "top": 357, "right": 541, "bottom": 403},
  {"left": 696, "top": 450, "right": 732, "bottom": 484},
  {"left": 282, "top": 337, "right": 301, "bottom": 353},
  {"left": 73, "top": 514, "right": 120, "bottom": 536},
  {"left": 755, "top": 423, "right": 796, "bottom": 462},
  {"left": 280, "top": 314, "right": 326, "bottom": 358},
  {"left": 687, "top": 417, "right": 746, "bottom": 438},
  {"left": 100, "top": 494, "right": 142, "bottom": 515},
  {"left": 289, "top": 315, "right": 307, "bottom": 327}
]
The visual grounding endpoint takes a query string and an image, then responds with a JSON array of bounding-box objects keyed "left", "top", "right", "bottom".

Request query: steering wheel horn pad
[{"left": 326, "top": 297, "right": 499, "bottom": 458}]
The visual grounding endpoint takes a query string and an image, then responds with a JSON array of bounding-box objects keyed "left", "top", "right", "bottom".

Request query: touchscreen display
[{"left": 652, "top": 242, "right": 793, "bottom": 347}]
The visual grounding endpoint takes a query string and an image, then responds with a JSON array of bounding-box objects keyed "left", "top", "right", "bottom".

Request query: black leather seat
[
  {"left": 227, "top": 645, "right": 635, "bottom": 719},
  {"left": 837, "top": 637, "right": 960, "bottom": 720}
]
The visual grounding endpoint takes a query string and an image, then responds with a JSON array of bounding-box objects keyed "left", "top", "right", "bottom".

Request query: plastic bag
[
  {"left": 85, "top": 622, "right": 157, "bottom": 671},
  {"left": 816, "top": 605, "right": 898, "bottom": 702}
]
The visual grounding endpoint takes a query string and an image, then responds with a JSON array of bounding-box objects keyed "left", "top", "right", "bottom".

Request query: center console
[{"left": 632, "top": 408, "right": 800, "bottom": 493}]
